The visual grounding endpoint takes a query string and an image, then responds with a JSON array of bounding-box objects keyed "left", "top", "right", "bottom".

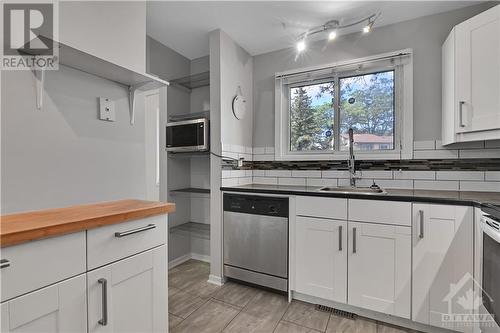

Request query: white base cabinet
[
  {"left": 1, "top": 274, "right": 87, "bottom": 333},
  {"left": 87, "top": 246, "right": 167, "bottom": 333},
  {"left": 412, "top": 204, "right": 473, "bottom": 332},
  {"left": 295, "top": 216, "right": 347, "bottom": 303},
  {"left": 348, "top": 222, "right": 411, "bottom": 319}
]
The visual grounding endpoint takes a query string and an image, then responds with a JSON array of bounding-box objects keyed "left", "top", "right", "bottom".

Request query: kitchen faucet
[{"left": 348, "top": 128, "right": 356, "bottom": 187}]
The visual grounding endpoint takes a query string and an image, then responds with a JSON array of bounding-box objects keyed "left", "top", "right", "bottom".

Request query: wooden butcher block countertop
[{"left": 0, "top": 199, "right": 175, "bottom": 247}]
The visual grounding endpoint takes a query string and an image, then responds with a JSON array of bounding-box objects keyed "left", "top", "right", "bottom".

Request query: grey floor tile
[
  {"left": 376, "top": 322, "right": 409, "bottom": 333},
  {"left": 213, "top": 282, "right": 260, "bottom": 308},
  {"left": 172, "top": 299, "right": 240, "bottom": 333},
  {"left": 186, "top": 278, "right": 222, "bottom": 299},
  {"left": 223, "top": 291, "right": 289, "bottom": 333},
  {"left": 326, "top": 315, "right": 377, "bottom": 333},
  {"left": 169, "top": 313, "right": 184, "bottom": 330},
  {"left": 283, "top": 301, "right": 330, "bottom": 331},
  {"left": 168, "top": 288, "right": 207, "bottom": 319},
  {"left": 274, "top": 320, "right": 321, "bottom": 333}
]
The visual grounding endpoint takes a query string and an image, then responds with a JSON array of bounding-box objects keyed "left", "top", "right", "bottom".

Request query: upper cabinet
[{"left": 442, "top": 5, "right": 500, "bottom": 145}]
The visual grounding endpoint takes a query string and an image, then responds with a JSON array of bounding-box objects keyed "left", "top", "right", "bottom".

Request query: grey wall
[
  {"left": 1, "top": 67, "right": 147, "bottom": 214},
  {"left": 252, "top": 3, "right": 495, "bottom": 149}
]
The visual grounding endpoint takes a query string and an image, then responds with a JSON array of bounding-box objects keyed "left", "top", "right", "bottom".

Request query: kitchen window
[{"left": 275, "top": 49, "right": 413, "bottom": 160}]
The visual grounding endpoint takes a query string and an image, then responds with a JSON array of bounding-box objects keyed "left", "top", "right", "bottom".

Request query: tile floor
[{"left": 168, "top": 260, "right": 418, "bottom": 333}]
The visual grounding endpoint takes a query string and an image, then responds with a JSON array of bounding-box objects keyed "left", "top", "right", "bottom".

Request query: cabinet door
[
  {"left": 412, "top": 204, "right": 473, "bottom": 332},
  {"left": 348, "top": 222, "right": 411, "bottom": 319},
  {"left": 87, "top": 245, "right": 167, "bottom": 333},
  {"left": 456, "top": 5, "right": 500, "bottom": 133},
  {"left": 295, "top": 217, "right": 347, "bottom": 303},
  {"left": 1, "top": 274, "right": 86, "bottom": 332}
]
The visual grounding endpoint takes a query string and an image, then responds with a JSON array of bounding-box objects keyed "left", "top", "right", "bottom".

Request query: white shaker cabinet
[
  {"left": 442, "top": 5, "right": 500, "bottom": 144},
  {"left": 87, "top": 245, "right": 167, "bottom": 333},
  {"left": 412, "top": 204, "right": 473, "bottom": 332},
  {"left": 1, "top": 274, "right": 87, "bottom": 333},
  {"left": 348, "top": 221, "right": 411, "bottom": 319},
  {"left": 295, "top": 216, "right": 347, "bottom": 303}
]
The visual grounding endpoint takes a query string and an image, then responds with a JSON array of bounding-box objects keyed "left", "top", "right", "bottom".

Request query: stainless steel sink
[{"left": 318, "top": 186, "right": 387, "bottom": 195}]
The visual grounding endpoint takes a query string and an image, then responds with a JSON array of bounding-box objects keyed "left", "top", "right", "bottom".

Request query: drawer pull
[
  {"left": 459, "top": 101, "right": 466, "bottom": 128},
  {"left": 352, "top": 227, "right": 357, "bottom": 254},
  {"left": 114, "top": 224, "right": 156, "bottom": 238},
  {"left": 98, "top": 278, "right": 108, "bottom": 326},
  {"left": 0, "top": 259, "right": 10, "bottom": 269},
  {"left": 338, "top": 225, "right": 343, "bottom": 251},
  {"left": 419, "top": 210, "right": 424, "bottom": 239}
]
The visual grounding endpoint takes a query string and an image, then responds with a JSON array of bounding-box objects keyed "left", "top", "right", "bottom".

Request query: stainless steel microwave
[{"left": 166, "top": 118, "right": 209, "bottom": 152}]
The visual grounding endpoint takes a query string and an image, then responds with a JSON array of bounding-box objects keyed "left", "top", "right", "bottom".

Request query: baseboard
[
  {"left": 168, "top": 254, "right": 191, "bottom": 269},
  {"left": 207, "top": 274, "right": 224, "bottom": 286},
  {"left": 168, "top": 253, "right": 210, "bottom": 269}
]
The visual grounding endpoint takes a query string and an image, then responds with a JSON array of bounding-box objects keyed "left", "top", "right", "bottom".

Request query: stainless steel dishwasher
[{"left": 223, "top": 193, "right": 289, "bottom": 291}]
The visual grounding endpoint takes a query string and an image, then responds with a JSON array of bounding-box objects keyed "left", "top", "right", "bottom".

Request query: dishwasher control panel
[{"left": 223, "top": 194, "right": 289, "bottom": 218}]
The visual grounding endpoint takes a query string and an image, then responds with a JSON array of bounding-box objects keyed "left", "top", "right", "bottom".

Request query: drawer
[
  {"left": 296, "top": 196, "right": 347, "bottom": 220},
  {"left": 87, "top": 215, "right": 166, "bottom": 270},
  {"left": 348, "top": 199, "right": 411, "bottom": 226},
  {"left": 1, "top": 232, "right": 86, "bottom": 302}
]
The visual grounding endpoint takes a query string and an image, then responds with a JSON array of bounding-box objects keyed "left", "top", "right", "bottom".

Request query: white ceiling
[{"left": 147, "top": 1, "right": 478, "bottom": 60}]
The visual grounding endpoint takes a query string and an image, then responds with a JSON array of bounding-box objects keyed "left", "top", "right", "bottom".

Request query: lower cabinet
[
  {"left": 87, "top": 245, "right": 167, "bottom": 333},
  {"left": 348, "top": 222, "right": 411, "bottom": 319},
  {"left": 295, "top": 216, "right": 347, "bottom": 303},
  {"left": 1, "top": 274, "right": 87, "bottom": 332},
  {"left": 412, "top": 204, "right": 473, "bottom": 333}
]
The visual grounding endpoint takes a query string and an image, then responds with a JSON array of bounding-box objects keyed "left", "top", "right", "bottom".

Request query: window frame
[{"left": 275, "top": 49, "right": 413, "bottom": 161}]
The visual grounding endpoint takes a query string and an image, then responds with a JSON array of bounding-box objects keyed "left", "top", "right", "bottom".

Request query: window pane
[
  {"left": 289, "top": 82, "right": 335, "bottom": 151},
  {"left": 339, "top": 70, "right": 395, "bottom": 151}
]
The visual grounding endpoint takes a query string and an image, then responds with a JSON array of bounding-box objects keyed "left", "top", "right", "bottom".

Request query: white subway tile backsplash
[
  {"left": 278, "top": 177, "right": 306, "bottom": 186},
  {"left": 306, "top": 178, "right": 337, "bottom": 187},
  {"left": 222, "top": 178, "right": 239, "bottom": 187},
  {"left": 322, "top": 170, "right": 350, "bottom": 178},
  {"left": 414, "top": 180, "right": 459, "bottom": 191},
  {"left": 252, "top": 170, "right": 265, "bottom": 177},
  {"left": 459, "top": 149, "right": 500, "bottom": 159},
  {"left": 338, "top": 178, "right": 374, "bottom": 187},
  {"left": 414, "top": 150, "right": 459, "bottom": 159},
  {"left": 486, "top": 172, "right": 500, "bottom": 181},
  {"left": 436, "top": 171, "right": 484, "bottom": 181},
  {"left": 253, "top": 177, "right": 278, "bottom": 185},
  {"left": 252, "top": 147, "right": 266, "bottom": 154},
  {"left": 358, "top": 170, "right": 393, "bottom": 179},
  {"left": 414, "top": 140, "right": 435, "bottom": 150},
  {"left": 253, "top": 154, "right": 274, "bottom": 161},
  {"left": 374, "top": 179, "right": 414, "bottom": 190},
  {"left": 265, "top": 170, "right": 292, "bottom": 177},
  {"left": 238, "top": 177, "right": 253, "bottom": 185},
  {"left": 460, "top": 181, "right": 500, "bottom": 192},
  {"left": 393, "top": 170, "right": 436, "bottom": 180},
  {"left": 291, "top": 170, "right": 322, "bottom": 178},
  {"left": 265, "top": 147, "right": 275, "bottom": 154}
]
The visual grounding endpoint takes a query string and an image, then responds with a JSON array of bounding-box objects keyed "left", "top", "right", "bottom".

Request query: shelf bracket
[
  {"left": 128, "top": 82, "right": 151, "bottom": 125},
  {"left": 32, "top": 68, "right": 45, "bottom": 110}
]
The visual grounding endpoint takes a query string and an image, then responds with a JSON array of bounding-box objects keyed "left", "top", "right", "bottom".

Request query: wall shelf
[
  {"left": 170, "top": 71, "right": 209, "bottom": 91},
  {"left": 170, "top": 187, "right": 210, "bottom": 195},
  {"left": 170, "top": 222, "right": 210, "bottom": 240},
  {"left": 21, "top": 36, "right": 169, "bottom": 124}
]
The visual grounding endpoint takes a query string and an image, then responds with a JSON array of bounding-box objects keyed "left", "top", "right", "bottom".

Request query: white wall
[
  {"left": 60, "top": 1, "right": 146, "bottom": 73},
  {"left": 252, "top": 3, "right": 494, "bottom": 150},
  {"left": 1, "top": 67, "right": 147, "bottom": 214},
  {"left": 209, "top": 29, "right": 254, "bottom": 282}
]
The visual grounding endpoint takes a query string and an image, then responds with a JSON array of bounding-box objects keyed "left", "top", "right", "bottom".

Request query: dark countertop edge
[{"left": 220, "top": 186, "right": 498, "bottom": 210}]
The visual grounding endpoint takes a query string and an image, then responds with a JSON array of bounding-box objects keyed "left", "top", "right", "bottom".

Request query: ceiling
[{"left": 147, "top": 1, "right": 477, "bottom": 60}]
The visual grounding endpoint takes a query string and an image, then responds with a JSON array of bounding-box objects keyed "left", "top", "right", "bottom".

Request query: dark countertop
[{"left": 221, "top": 184, "right": 500, "bottom": 216}]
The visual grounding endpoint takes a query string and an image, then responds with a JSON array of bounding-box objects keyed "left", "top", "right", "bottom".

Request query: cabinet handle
[
  {"left": 98, "top": 278, "right": 108, "bottom": 326},
  {"left": 419, "top": 210, "right": 424, "bottom": 239},
  {"left": 114, "top": 224, "right": 156, "bottom": 238},
  {"left": 459, "top": 101, "right": 466, "bottom": 128},
  {"left": 338, "top": 225, "right": 343, "bottom": 251},
  {"left": 0, "top": 259, "right": 10, "bottom": 269},
  {"left": 352, "top": 227, "right": 357, "bottom": 254}
]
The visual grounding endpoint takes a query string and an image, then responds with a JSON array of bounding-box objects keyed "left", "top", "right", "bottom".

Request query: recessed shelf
[
  {"left": 170, "top": 71, "right": 209, "bottom": 91},
  {"left": 170, "top": 222, "right": 210, "bottom": 240},
  {"left": 170, "top": 187, "right": 210, "bottom": 195}
]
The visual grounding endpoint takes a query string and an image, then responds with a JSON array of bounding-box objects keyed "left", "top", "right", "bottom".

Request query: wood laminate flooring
[{"left": 168, "top": 260, "right": 420, "bottom": 333}]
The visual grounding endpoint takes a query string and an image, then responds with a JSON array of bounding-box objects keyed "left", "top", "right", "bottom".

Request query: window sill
[{"left": 275, "top": 150, "right": 411, "bottom": 161}]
